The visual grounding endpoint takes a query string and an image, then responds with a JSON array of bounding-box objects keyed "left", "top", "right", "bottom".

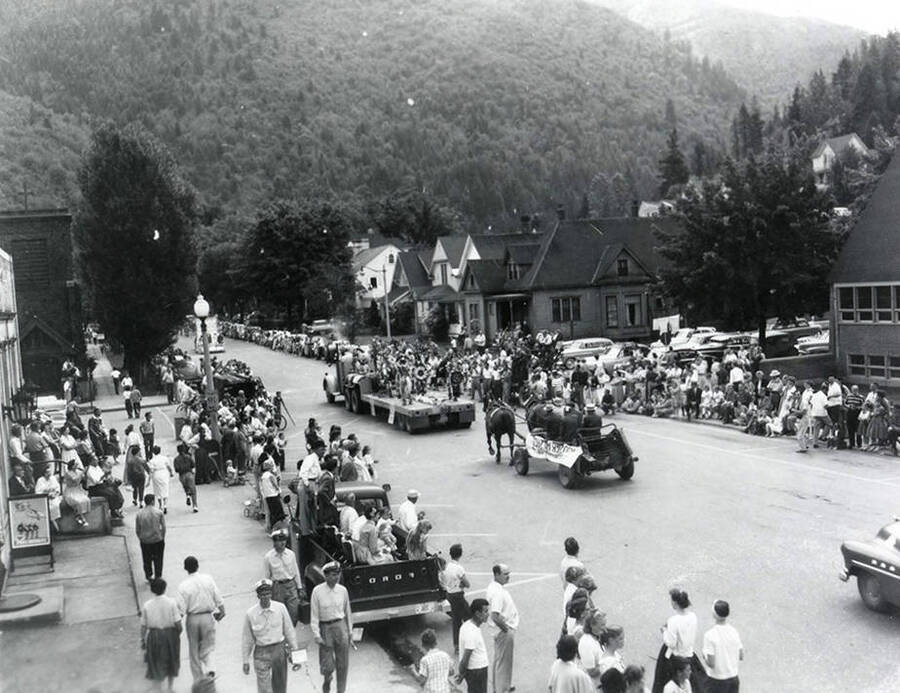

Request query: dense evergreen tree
[
  {"left": 656, "top": 151, "right": 840, "bottom": 345},
  {"left": 73, "top": 122, "right": 198, "bottom": 378},
  {"left": 658, "top": 128, "right": 690, "bottom": 197},
  {"left": 372, "top": 191, "right": 460, "bottom": 247}
]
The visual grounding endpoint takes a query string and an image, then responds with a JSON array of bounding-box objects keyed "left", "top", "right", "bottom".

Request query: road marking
[
  {"left": 630, "top": 427, "right": 900, "bottom": 487},
  {"left": 467, "top": 573, "right": 557, "bottom": 595},
  {"left": 429, "top": 533, "right": 497, "bottom": 538},
  {"left": 416, "top": 503, "right": 457, "bottom": 508},
  {"left": 467, "top": 571, "right": 555, "bottom": 576},
  {"left": 158, "top": 407, "right": 176, "bottom": 438},
  {"left": 733, "top": 444, "right": 792, "bottom": 452}
]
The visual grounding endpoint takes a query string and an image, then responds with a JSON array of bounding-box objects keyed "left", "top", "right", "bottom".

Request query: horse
[{"left": 485, "top": 402, "right": 517, "bottom": 464}]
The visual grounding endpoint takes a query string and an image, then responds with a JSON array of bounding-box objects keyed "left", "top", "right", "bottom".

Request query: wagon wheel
[
  {"left": 512, "top": 447, "right": 529, "bottom": 476},
  {"left": 616, "top": 460, "right": 635, "bottom": 480},
  {"left": 858, "top": 573, "right": 892, "bottom": 613},
  {"left": 558, "top": 462, "right": 580, "bottom": 489}
]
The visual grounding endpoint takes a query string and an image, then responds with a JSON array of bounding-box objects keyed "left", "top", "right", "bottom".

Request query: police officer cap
[
  {"left": 254, "top": 578, "right": 273, "bottom": 592},
  {"left": 322, "top": 561, "right": 342, "bottom": 574},
  {"left": 270, "top": 529, "right": 288, "bottom": 540},
  {"left": 407, "top": 489, "right": 420, "bottom": 499}
]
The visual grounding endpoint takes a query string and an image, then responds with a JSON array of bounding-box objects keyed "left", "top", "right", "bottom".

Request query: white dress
[
  {"left": 147, "top": 455, "right": 173, "bottom": 500},
  {"left": 35, "top": 475, "right": 62, "bottom": 521},
  {"left": 59, "top": 434, "right": 78, "bottom": 464}
]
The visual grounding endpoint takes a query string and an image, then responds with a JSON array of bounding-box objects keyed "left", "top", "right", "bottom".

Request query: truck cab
[{"left": 297, "top": 482, "right": 446, "bottom": 625}]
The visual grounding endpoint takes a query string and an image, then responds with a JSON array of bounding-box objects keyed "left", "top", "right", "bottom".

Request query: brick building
[
  {"left": 0, "top": 209, "right": 84, "bottom": 394},
  {"left": 829, "top": 153, "right": 900, "bottom": 387}
]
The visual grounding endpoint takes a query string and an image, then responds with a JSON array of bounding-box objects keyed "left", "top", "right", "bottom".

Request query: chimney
[
  {"left": 631, "top": 200, "right": 640, "bottom": 218},
  {"left": 520, "top": 214, "right": 531, "bottom": 233},
  {"left": 555, "top": 204, "right": 566, "bottom": 221}
]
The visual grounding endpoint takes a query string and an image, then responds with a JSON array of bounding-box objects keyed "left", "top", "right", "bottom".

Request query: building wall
[
  {"left": 0, "top": 210, "right": 83, "bottom": 393},
  {"left": 529, "top": 289, "right": 602, "bottom": 339},
  {"left": 835, "top": 323, "right": 900, "bottom": 385},
  {"left": 597, "top": 286, "right": 653, "bottom": 341}
]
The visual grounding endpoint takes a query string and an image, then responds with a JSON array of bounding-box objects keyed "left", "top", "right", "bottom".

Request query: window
[
  {"left": 488, "top": 302, "right": 494, "bottom": 316},
  {"left": 388, "top": 254, "right": 395, "bottom": 263},
  {"left": 369, "top": 276, "right": 378, "bottom": 289},
  {"left": 11, "top": 239, "right": 49, "bottom": 285},
  {"left": 625, "top": 294, "right": 642, "bottom": 327},
  {"left": 440, "top": 263, "right": 448, "bottom": 285},
  {"left": 469, "top": 303, "right": 480, "bottom": 321},
  {"left": 507, "top": 262, "right": 519, "bottom": 280},
  {"left": 606, "top": 296, "right": 618, "bottom": 328},
  {"left": 839, "top": 285, "right": 900, "bottom": 323},
  {"left": 551, "top": 297, "right": 581, "bottom": 323},
  {"left": 849, "top": 353, "right": 897, "bottom": 379},
  {"left": 617, "top": 258, "right": 628, "bottom": 276}
]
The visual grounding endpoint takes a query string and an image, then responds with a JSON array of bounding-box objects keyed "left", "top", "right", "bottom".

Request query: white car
[
  {"left": 796, "top": 330, "right": 830, "bottom": 355},
  {"left": 559, "top": 338, "right": 614, "bottom": 369},
  {"left": 650, "top": 326, "right": 717, "bottom": 356}
]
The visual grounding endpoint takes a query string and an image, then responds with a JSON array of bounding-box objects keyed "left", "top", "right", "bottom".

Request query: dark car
[{"left": 840, "top": 520, "right": 900, "bottom": 612}]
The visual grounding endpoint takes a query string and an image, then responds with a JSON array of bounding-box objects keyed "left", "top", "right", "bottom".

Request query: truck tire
[
  {"left": 513, "top": 448, "right": 529, "bottom": 475},
  {"left": 558, "top": 463, "right": 580, "bottom": 489},
  {"left": 858, "top": 573, "right": 891, "bottom": 613},
  {"left": 350, "top": 390, "right": 360, "bottom": 414},
  {"left": 616, "top": 460, "right": 635, "bottom": 480}
]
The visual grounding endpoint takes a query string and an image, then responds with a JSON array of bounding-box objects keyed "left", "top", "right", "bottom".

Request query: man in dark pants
[
  {"left": 442, "top": 543, "right": 471, "bottom": 653},
  {"left": 456, "top": 598, "right": 490, "bottom": 693},
  {"left": 135, "top": 493, "right": 165, "bottom": 580},
  {"left": 570, "top": 363, "right": 588, "bottom": 409},
  {"left": 685, "top": 381, "right": 702, "bottom": 421}
]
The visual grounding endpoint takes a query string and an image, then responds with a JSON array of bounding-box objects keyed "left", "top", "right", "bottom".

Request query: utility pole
[{"left": 382, "top": 265, "right": 392, "bottom": 340}]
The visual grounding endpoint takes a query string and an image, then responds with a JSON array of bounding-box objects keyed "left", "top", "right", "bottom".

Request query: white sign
[{"left": 525, "top": 434, "right": 583, "bottom": 469}]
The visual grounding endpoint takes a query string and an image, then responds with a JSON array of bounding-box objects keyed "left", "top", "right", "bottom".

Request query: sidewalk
[
  {"left": 1, "top": 347, "right": 419, "bottom": 692},
  {"left": 88, "top": 344, "right": 169, "bottom": 414}
]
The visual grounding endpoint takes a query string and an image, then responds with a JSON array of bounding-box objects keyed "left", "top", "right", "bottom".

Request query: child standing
[{"left": 410, "top": 628, "right": 456, "bottom": 692}]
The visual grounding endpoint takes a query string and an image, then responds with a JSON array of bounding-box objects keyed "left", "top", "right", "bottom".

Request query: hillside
[
  {"left": 0, "top": 0, "right": 747, "bottom": 226},
  {"left": 591, "top": 0, "right": 866, "bottom": 109}
]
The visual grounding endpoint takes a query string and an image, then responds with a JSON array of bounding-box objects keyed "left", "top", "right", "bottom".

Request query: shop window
[{"left": 606, "top": 296, "right": 618, "bottom": 328}]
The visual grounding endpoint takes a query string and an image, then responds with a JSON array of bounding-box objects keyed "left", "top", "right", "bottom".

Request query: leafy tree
[
  {"left": 238, "top": 200, "right": 354, "bottom": 325},
  {"left": 658, "top": 128, "right": 690, "bottom": 197},
  {"left": 197, "top": 241, "right": 243, "bottom": 315},
  {"left": 366, "top": 300, "right": 382, "bottom": 328},
  {"left": 372, "top": 190, "right": 460, "bottom": 246},
  {"left": 73, "top": 122, "right": 198, "bottom": 379},
  {"left": 656, "top": 150, "right": 840, "bottom": 346}
]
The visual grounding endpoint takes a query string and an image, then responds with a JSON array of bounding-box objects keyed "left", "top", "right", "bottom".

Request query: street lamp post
[
  {"left": 193, "top": 294, "right": 220, "bottom": 442},
  {"left": 382, "top": 265, "right": 392, "bottom": 341}
]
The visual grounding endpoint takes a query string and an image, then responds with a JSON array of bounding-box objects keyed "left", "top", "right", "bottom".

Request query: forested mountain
[
  {"left": 591, "top": 0, "right": 865, "bottom": 109},
  {"left": 0, "top": 0, "right": 746, "bottom": 231}
]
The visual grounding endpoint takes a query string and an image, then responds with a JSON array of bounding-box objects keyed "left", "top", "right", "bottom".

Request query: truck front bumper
[{"left": 353, "top": 599, "right": 448, "bottom": 624}]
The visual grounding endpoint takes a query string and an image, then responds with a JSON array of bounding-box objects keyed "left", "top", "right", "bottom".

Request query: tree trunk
[{"left": 757, "top": 315, "right": 767, "bottom": 351}]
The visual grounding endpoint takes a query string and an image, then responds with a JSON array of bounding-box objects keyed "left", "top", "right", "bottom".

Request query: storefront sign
[{"left": 8, "top": 494, "right": 51, "bottom": 550}]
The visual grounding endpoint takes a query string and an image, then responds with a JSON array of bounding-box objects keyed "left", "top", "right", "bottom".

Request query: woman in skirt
[
  {"left": 651, "top": 588, "right": 707, "bottom": 693},
  {"left": 140, "top": 578, "right": 181, "bottom": 692}
]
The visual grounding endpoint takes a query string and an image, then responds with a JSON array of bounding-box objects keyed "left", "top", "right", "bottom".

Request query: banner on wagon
[{"left": 525, "top": 434, "right": 582, "bottom": 469}]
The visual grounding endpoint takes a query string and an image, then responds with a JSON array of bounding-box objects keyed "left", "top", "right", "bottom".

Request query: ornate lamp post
[{"left": 193, "top": 294, "right": 220, "bottom": 442}]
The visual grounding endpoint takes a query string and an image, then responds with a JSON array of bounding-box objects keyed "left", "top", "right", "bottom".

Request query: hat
[
  {"left": 769, "top": 370, "right": 781, "bottom": 377},
  {"left": 407, "top": 489, "right": 420, "bottom": 499},
  {"left": 270, "top": 529, "right": 288, "bottom": 540},
  {"left": 585, "top": 403, "right": 596, "bottom": 411},
  {"left": 322, "top": 561, "right": 341, "bottom": 574},
  {"left": 254, "top": 579, "right": 273, "bottom": 592}
]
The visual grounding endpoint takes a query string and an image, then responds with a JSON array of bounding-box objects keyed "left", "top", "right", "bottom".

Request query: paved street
[{"left": 220, "top": 336, "right": 900, "bottom": 692}]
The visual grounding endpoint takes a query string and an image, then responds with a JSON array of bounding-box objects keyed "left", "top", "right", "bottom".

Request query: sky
[{"left": 719, "top": 0, "right": 900, "bottom": 35}]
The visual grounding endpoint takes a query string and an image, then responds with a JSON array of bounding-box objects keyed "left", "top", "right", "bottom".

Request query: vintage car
[
  {"left": 559, "top": 338, "right": 614, "bottom": 369},
  {"left": 796, "top": 330, "right": 830, "bottom": 355},
  {"left": 839, "top": 520, "right": 900, "bottom": 612}
]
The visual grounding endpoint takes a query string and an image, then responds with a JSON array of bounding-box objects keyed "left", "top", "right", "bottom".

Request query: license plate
[{"left": 415, "top": 602, "right": 435, "bottom": 615}]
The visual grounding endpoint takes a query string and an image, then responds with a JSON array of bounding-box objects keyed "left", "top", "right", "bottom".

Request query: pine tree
[{"left": 658, "top": 128, "right": 690, "bottom": 197}]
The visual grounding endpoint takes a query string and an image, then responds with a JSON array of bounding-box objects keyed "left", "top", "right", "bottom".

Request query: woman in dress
[
  {"left": 661, "top": 657, "right": 692, "bottom": 693},
  {"left": 35, "top": 466, "right": 62, "bottom": 532},
  {"left": 578, "top": 610, "right": 607, "bottom": 687},
  {"left": 140, "top": 578, "right": 182, "bottom": 692},
  {"left": 125, "top": 444, "right": 148, "bottom": 506},
  {"left": 598, "top": 626, "right": 627, "bottom": 676},
  {"left": 652, "top": 588, "right": 705, "bottom": 693},
  {"left": 868, "top": 391, "right": 891, "bottom": 449},
  {"left": 59, "top": 425, "right": 79, "bottom": 466},
  {"left": 406, "top": 520, "right": 433, "bottom": 561},
  {"left": 62, "top": 460, "right": 90, "bottom": 527},
  {"left": 147, "top": 447, "right": 174, "bottom": 514}
]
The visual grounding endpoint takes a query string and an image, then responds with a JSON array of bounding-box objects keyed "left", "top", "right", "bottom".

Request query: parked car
[
  {"left": 591, "top": 342, "right": 652, "bottom": 374},
  {"left": 559, "top": 338, "right": 614, "bottom": 369},
  {"left": 650, "top": 326, "right": 717, "bottom": 356},
  {"left": 840, "top": 519, "right": 900, "bottom": 612},
  {"left": 692, "top": 332, "right": 758, "bottom": 361},
  {"left": 767, "top": 318, "right": 821, "bottom": 340},
  {"left": 796, "top": 330, "right": 830, "bottom": 355}
]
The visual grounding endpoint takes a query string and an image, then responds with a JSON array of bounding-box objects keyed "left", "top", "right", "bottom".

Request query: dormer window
[
  {"left": 507, "top": 262, "right": 520, "bottom": 280},
  {"left": 617, "top": 258, "right": 628, "bottom": 277}
]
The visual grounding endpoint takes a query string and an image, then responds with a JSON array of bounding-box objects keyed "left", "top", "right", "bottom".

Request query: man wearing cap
[
  {"left": 296, "top": 441, "right": 325, "bottom": 570},
  {"left": 264, "top": 530, "right": 304, "bottom": 625},
  {"left": 397, "top": 489, "right": 420, "bottom": 533},
  {"left": 310, "top": 562, "right": 353, "bottom": 693},
  {"left": 242, "top": 579, "right": 298, "bottom": 693},
  {"left": 582, "top": 403, "right": 603, "bottom": 430}
]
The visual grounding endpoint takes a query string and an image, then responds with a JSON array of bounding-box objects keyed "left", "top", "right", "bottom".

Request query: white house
[
  {"left": 352, "top": 243, "right": 402, "bottom": 309},
  {"left": 811, "top": 133, "right": 870, "bottom": 190}
]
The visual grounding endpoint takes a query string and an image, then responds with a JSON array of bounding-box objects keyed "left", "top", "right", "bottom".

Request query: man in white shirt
[
  {"left": 728, "top": 364, "right": 744, "bottom": 388},
  {"left": 263, "top": 529, "right": 303, "bottom": 625},
  {"left": 702, "top": 600, "right": 744, "bottom": 693},
  {"left": 310, "top": 562, "right": 353, "bottom": 693},
  {"left": 396, "top": 489, "right": 420, "bottom": 533},
  {"left": 486, "top": 564, "right": 519, "bottom": 693},
  {"left": 559, "top": 536, "right": 583, "bottom": 586},
  {"left": 456, "top": 597, "right": 490, "bottom": 693},
  {"left": 810, "top": 382, "right": 830, "bottom": 447},
  {"left": 177, "top": 556, "right": 225, "bottom": 682},
  {"left": 339, "top": 492, "right": 359, "bottom": 536},
  {"left": 441, "top": 543, "right": 471, "bottom": 653},
  {"left": 242, "top": 579, "right": 298, "bottom": 693},
  {"left": 796, "top": 382, "right": 814, "bottom": 453}
]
